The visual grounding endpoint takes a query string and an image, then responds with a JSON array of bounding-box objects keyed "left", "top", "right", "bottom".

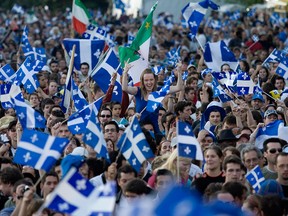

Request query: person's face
[
  {"left": 42, "top": 176, "right": 58, "bottom": 199},
  {"left": 205, "top": 149, "right": 221, "bottom": 171},
  {"left": 58, "top": 125, "right": 71, "bottom": 138},
  {"left": 127, "top": 109, "right": 135, "bottom": 119},
  {"left": 79, "top": 163, "right": 88, "bottom": 179},
  {"left": 54, "top": 165, "right": 62, "bottom": 179},
  {"left": 160, "top": 141, "right": 171, "bottom": 155},
  {"left": 180, "top": 105, "right": 192, "bottom": 121},
  {"left": 243, "top": 151, "right": 260, "bottom": 171},
  {"left": 104, "top": 124, "right": 118, "bottom": 143},
  {"left": 155, "top": 175, "right": 174, "bottom": 196},
  {"left": 158, "top": 110, "right": 165, "bottom": 122},
  {"left": 204, "top": 73, "right": 213, "bottom": 82},
  {"left": 264, "top": 142, "right": 282, "bottom": 165},
  {"left": 251, "top": 99, "right": 263, "bottom": 110},
  {"left": 276, "top": 155, "right": 288, "bottom": 181},
  {"left": 8, "top": 126, "right": 17, "bottom": 142},
  {"left": 209, "top": 111, "right": 221, "bottom": 125},
  {"left": 5, "top": 108, "right": 16, "bottom": 117},
  {"left": 13, "top": 184, "right": 26, "bottom": 204},
  {"left": 43, "top": 104, "right": 53, "bottom": 116},
  {"left": 222, "top": 65, "right": 230, "bottom": 72},
  {"left": 275, "top": 79, "right": 285, "bottom": 90},
  {"left": 60, "top": 74, "right": 67, "bottom": 85},
  {"left": 50, "top": 63, "right": 59, "bottom": 73},
  {"left": 158, "top": 70, "right": 165, "bottom": 82},
  {"left": 143, "top": 73, "right": 155, "bottom": 92},
  {"left": 258, "top": 68, "right": 267, "bottom": 79},
  {"left": 118, "top": 172, "right": 135, "bottom": 191},
  {"left": 178, "top": 158, "right": 191, "bottom": 176},
  {"left": 185, "top": 90, "right": 195, "bottom": 102},
  {"left": 112, "top": 104, "right": 121, "bottom": 118},
  {"left": 99, "top": 110, "right": 112, "bottom": 125},
  {"left": 49, "top": 82, "right": 58, "bottom": 95},
  {"left": 29, "top": 95, "right": 40, "bottom": 107},
  {"left": 264, "top": 114, "right": 277, "bottom": 125},
  {"left": 39, "top": 76, "right": 48, "bottom": 88},
  {"left": 80, "top": 65, "right": 89, "bottom": 76},
  {"left": 0, "top": 179, "right": 12, "bottom": 196},
  {"left": 224, "top": 163, "right": 241, "bottom": 182},
  {"left": 106, "top": 140, "right": 114, "bottom": 153}
]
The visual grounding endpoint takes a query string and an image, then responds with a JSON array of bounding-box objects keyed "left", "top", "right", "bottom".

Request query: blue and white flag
[
  {"left": 280, "top": 88, "right": 288, "bottom": 101},
  {"left": 212, "top": 71, "right": 236, "bottom": 93},
  {"left": 82, "top": 24, "right": 107, "bottom": 40},
  {"left": 270, "top": 12, "right": 280, "bottom": 25},
  {"left": 106, "top": 34, "right": 116, "bottom": 48},
  {"left": 12, "top": 4, "right": 24, "bottom": 14},
  {"left": 247, "top": 8, "right": 256, "bottom": 17},
  {"left": 166, "top": 47, "right": 181, "bottom": 66},
  {"left": 91, "top": 49, "right": 123, "bottom": 102},
  {"left": 182, "top": 0, "right": 219, "bottom": 38},
  {"left": 117, "top": 116, "right": 154, "bottom": 172},
  {"left": 14, "top": 129, "right": 69, "bottom": 171},
  {"left": 0, "top": 84, "right": 14, "bottom": 109},
  {"left": 61, "top": 74, "right": 88, "bottom": 113},
  {"left": 204, "top": 40, "right": 238, "bottom": 72},
  {"left": 151, "top": 66, "right": 163, "bottom": 75},
  {"left": 212, "top": 78, "right": 232, "bottom": 103},
  {"left": 276, "top": 57, "right": 288, "bottom": 80},
  {"left": 21, "top": 26, "right": 34, "bottom": 60},
  {"left": 15, "top": 58, "right": 44, "bottom": 94},
  {"left": 127, "top": 32, "right": 135, "bottom": 45},
  {"left": 206, "top": 19, "right": 222, "bottom": 30},
  {"left": 62, "top": 39, "right": 105, "bottom": 71},
  {"left": 245, "top": 165, "right": 265, "bottom": 192},
  {"left": 40, "top": 168, "right": 116, "bottom": 216},
  {"left": 230, "top": 10, "right": 241, "bottom": 21},
  {"left": 0, "top": 64, "right": 16, "bottom": 83},
  {"left": 114, "top": 0, "right": 126, "bottom": 13},
  {"left": 262, "top": 49, "right": 284, "bottom": 66},
  {"left": 254, "top": 76, "right": 263, "bottom": 95},
  {"left": 33, "top": 47, "right": 47, "bottom": 63},
  {"left": 68, "top": 97, "right": 103, "bottom": 135},
  {"left": 255, "top": 120, "right": 287, "bottom": 149},
  {"left": 147, "top": 74, "right": 174, "bottom": 112},
  {"left": 11, "top": 85, "right": 46, "bottom": 129},
  {"left": 177, "top": 121, "right": 203, "bottom": 160},
  {"left": 83, "top": 109, "right": 110, "bottom": 162},
  {"left": 237, "top": 72, "right": 255, "bottom": 95},
  {"left": 252, "top": 34, "right": 259, "bottom": 43}
]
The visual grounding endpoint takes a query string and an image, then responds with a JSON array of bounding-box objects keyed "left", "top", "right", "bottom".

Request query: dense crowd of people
[{"left": 0, "top": 2, "right": 288, "bottom": 216}]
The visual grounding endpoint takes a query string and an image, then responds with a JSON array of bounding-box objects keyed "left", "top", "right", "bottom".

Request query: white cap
[{"left": 71, "top": 147, "right": 88, "bottom": 157}]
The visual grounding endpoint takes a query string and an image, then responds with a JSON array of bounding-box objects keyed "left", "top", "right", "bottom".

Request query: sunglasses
[
  {"left": 269, "top": 148, "right": 282, "bottom": 154},
  {"left": 100, "top": 115, "right": 111, "bottom": 118}
]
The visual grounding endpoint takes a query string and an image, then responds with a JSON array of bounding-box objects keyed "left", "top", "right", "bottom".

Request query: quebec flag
[
  {"left": 0, "top": 64, "right": 16, "bottom": 83},
  {"left": 204, "top": 40, "right": 238, "bottom": 72},
  {"left": 14, "top": 129, "right": 69, "bottom": 171},
  {"left": 63, "top": 39, "right": 105, "bottom": 71},
  {"left": 117, "top": 116, "right": 154, "bottom": 172},
  {"left": 276, "top": 57, "right": 288, "bottom": 80},
  {"left": 40, "top": 168, "right": 116, "bottom": 216},
  {"left": 177, "top": 121, "right": 203, "bottom": 160},
  {"left": 91, "top": 49, "right": 123, "bottom": 102},
  {"left": 245, "top": 165, "right": 265, "bottom": 192},
  {"left": 237, "top": 72, "right": 255, "bottom": 95}
]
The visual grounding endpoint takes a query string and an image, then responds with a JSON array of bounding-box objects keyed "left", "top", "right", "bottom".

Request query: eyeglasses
[
  {"left": 283, "top": 145, "right": 288, "bottom": 153},
  {"left": 104, "top": 128, "right": 116, "bottom": 133},
  {"left": 269, "top": 148, "right": 282, "bottom": 154},
  {"left": 100, "top": 115, "right": 111, "bottom": 118}
]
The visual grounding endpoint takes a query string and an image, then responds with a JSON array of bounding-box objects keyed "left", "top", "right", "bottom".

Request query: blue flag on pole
[
  {"left": 91, "top": 49, "right": 123, "bottom": 102},
  {"left": 177, "top": 121, "right": 203, "bottom": 160},
  {"left": 15, "top": 58, "right": 44, "bottom": 94},
  {"left": 14, "top": 129, "right": 69, "bottom": 171},
  {"left": 117, "top": 116, "right": 154, "bottom": 172},
  {"left": 276, "top": 57, "right": 288, "bottom": 80},
  {"left": 62, "top": 39, "right": 105, "bottom": 71},
  {"left": 83, "top": 109, "right": 110, "bottom": 162},
  {"left": 40, "top": 168, "right": 116, "bottom": 215},
  {"left": 0, "top": 84, "right": 14, "bottom": 109},
  {"left": 82, "top": 24, "right": 107, "bottom": 40},
  {"left": 0, "top": 64, "right": 16, "bottom": 83},
  {"left": 237, "top": 72, "right": 255, "bottom": 95},
  {"left": 245, "top": 165, "right": 265, "bottom": 192},
  {"left": 204, "top": 41, "right": 238, "bottom": 72},
  {"left": 68, "top": 97, "right": 103, "bottom": 134}
]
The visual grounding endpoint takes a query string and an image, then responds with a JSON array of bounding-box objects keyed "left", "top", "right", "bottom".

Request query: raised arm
[{"left": 122, "top": 63, "right": 138, "bottom": 95}]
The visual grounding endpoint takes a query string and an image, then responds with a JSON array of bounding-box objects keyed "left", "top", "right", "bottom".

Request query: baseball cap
[{"left": 252, "top": 94, "right": 264, "bottom": 102}]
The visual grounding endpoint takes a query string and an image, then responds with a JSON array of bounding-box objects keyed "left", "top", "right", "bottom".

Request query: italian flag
[
  {"left": 119, "top": 2, "right": 158, "bottom": 86},
  {"left": 72, "top": 0, "right": 91, "bottom": 34}
]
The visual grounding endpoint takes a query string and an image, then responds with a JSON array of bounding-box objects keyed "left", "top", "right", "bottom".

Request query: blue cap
[{"left": 252, "top": 94, "right": 264, "bottom": 102}]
